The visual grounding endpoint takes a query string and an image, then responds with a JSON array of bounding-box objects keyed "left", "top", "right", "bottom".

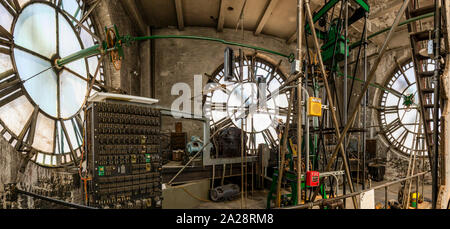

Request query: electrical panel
[{"left": 86, "top": 101, "right": 162, "bottom": 209}]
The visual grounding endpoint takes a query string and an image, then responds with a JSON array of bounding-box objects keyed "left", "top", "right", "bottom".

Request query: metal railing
[{"left": 280, "top": 171, "right": 430, "bottom": 209}]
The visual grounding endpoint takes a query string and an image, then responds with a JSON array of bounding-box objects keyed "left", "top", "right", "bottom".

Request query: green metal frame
[{"left": 305, "top": 0, "right": 370, "bottom": 40}]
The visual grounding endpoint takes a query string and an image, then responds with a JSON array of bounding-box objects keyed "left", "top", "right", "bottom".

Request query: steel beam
[{"left": 304, "top": 0, "right": 358, "bottom": 209}]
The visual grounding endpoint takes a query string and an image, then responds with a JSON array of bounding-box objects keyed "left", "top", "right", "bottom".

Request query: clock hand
[{"left": 21, "top": 66, "right": 55, "bottom": 84}]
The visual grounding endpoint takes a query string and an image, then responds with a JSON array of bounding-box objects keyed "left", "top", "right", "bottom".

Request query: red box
[{"left": 306, "top": 171, "right": 320, "bottom": 187}]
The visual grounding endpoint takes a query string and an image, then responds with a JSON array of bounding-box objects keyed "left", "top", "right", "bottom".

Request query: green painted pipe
[
  {"left": 133, "top": 35, "right": 294, "bottom": 60},
  {"left": 56, "top": 35, "right": 294, "bottom": 67},
  {"left": 56, "top": 44, "right": 101, "bottom": 67},
  {"left": 337, "top": 71, "right": 399, "bottom": 95},
  {"left": 350, "top": 12, "right": 434, "bottom": 49}
]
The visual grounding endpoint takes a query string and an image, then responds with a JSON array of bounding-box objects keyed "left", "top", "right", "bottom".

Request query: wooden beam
[
  {"left": 119, "top": 0, "right": 147, "bottom": 35},
  {"left": 287, "top": 32, "right": 297, "bottom": 44},
  {"left": 174, "top": 0, "right": 184, "bottom": 30},
  {"left": 370, "top": 0, "right": 403, "bottom": 19},
  {"left": 217, "top": 0, "right": 226, "bottom": 32},
  {"left": 254, "top": 0, "right": 279, "bottom": 36},
  {"left": 286, "top": 1, "right": 322, "bottom": 44}
]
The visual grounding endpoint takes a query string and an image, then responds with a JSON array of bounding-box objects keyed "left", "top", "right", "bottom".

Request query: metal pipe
[
  {"left": 276, "top": 87, "right": 296, "bottom": 207},
  {"left": 281, "top": 171, "right": 430, "bottom": 209},
  {"left": 326, "top": 0, "right": 411, "bottom": 190},
  {"left": 300, "top": 86, "right": 310, "bottom": 172},
  {"left": 362, "top": 11, "right": 368, "bottom": 190},
  {"left": 343, "top": 0, "right": 349, "bottom": 203},
  {"left": 296, "top": 0, "right": 304, "bottom": 205},
  {"left": 432, "top": 0, "right": 441, "bottom": 209},
  {"left": 304, "top": 0, "right": 358, "bottom": 209},
  {"left": 133, "top": 35, "right": 294, "bottom": 60},
  {"left": 385, "top": 186, "right": 388, "bottom": 209},
  {"left": 56, "top": 44, "right": 101, "bottom": 67}
]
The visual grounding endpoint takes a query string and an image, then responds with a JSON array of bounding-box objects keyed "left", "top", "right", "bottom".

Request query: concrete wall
[{"left": 152, "top": 27, "right": 296, "bottom": 138}]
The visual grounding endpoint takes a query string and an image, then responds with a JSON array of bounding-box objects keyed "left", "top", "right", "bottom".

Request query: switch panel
[{"left": 86, "top": 102, "right": 162, "bottom": 209}]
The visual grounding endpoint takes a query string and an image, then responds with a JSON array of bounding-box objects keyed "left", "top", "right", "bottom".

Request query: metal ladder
[{"left": 405, "top": 2, "right": 442, "bottom": 166}]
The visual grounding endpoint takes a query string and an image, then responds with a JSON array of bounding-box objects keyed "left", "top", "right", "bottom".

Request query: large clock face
[
  {"left": 204, "top": 56, "right": 289, "bottom": 152},
  {"left": 378, "top": 60, "right": 435, "bottom": 157},
  {"left": 0, "top": 0, "right": 105, "bottom": 167}
]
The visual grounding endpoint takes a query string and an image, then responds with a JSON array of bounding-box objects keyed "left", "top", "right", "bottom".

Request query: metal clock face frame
[
  {"left": 0, "top": 0, "right": 105, "bottom": 167},
  {"left": 204, "top": 56, "right": 290, "bottom": 152},
  {"left": 378, "top": 60, "right": 435, "bottom": 157}
]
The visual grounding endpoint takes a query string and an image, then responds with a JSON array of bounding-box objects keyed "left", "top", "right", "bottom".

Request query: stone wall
[
  {"left": 0, "top": 1, "right": 140, "bottom": 209},
  {"left": 0, "top": 135, "right": 82, "bottom": 209}
]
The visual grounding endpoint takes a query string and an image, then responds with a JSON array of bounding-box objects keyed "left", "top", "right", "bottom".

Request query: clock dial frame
[
  {"left": 204, "top": 56, "right": 289, "bottom": 153},
  {"left": 378, "top": 60, "right": 435, "bottom": 157},
  {"left": 0, "top": 0, "right": 104, "bottom": 167}
]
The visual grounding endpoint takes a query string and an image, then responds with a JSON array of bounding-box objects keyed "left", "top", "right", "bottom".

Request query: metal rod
[
  {"left": 281, "top": 171, "right": 430, "bottom": 209},
  {"left": 304, "top": 0, "right": 358, "bottom": 209},
  {"left": 432, "top": 0, "right": 441, "bottom": 209},
  {"left": 296, "top": 0, "right": 304, "bottom": 205},
  {"left": 350, "top": 12, "right": 435, "bottom": 49},
  {"left": 326, "top": 0, "right": 411, "bottom": 195},
  {"left": 276, "top": 87, "right": 296, "bottom": 207},
  {"left": 240, "top": 49, "right": 245, "bottom": 209},
  {"left": 385, "top": 186, "right": 388, "bottom": 209},
  {"left": 362, "top": 11, "right": 368, "bottom": 191},
  {"left": 16, "top": 189, "right": 97, "bottom": 209},
  {"left": 343, "top": 0, "right": 349, "bottom": 204}
]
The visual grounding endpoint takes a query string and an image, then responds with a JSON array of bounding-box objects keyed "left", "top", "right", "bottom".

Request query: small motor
[
  {"left": 186, "top": 136, "right": 203, "bottom": 157},
  {"left": 210, "top": 184, "right": 240, "bottom": 202}
]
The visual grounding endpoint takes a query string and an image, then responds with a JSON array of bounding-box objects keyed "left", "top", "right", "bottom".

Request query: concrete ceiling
[{"left": 134, "top": 0, "right": 434, "bottom": 44}]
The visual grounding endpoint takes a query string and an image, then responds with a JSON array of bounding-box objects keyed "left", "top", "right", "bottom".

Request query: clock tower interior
[{"left": 0, "top": 0, "right": 450, "bottom": 211}]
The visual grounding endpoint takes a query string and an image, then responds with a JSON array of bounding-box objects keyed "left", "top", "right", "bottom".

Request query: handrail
[{"left": 280, "top": 170, "right": 430, "bottom": 209}]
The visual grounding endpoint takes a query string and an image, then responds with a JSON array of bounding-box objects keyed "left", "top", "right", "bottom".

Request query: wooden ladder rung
[
  {"left": 410, "top": 5, "right": 436, "bottom": 18},
  {"left": 410, "top": 30, "right": 434, "bottom": 42},
  {"left": 419, "top": 71, "right": 434, "bottom": 78}
]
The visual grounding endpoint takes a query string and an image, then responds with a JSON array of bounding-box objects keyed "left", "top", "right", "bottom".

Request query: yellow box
[{"left": 308, "top": 97, "right": 322, "bottom": 117}]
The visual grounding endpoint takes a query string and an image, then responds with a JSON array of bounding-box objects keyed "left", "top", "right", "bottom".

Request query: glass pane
[
  {"left": 60, "top": 70, "right": 87, "bottom": 118},
  {"left": 18, "top": 0, "right": 30, "bottom": 8},
  {"left": 61, "top": 0, "right": 82, "bottom": 21},
  {"left": 32, "top": 113, "right": 55, "bottom": 153},
  {"left": 15, "top": 48, "right": 58, "bottom": 117},
  {"left": 13, "top": 3, "right": 56, "bottom": 58},
  {"left": 56, "top": 121, "right": 71, "bottom": 154},
  {"left": 64, "top": 119, "right": 82, "bottom": 151},
  {"left": 87, "top": 56, "right": 98, "bottom": 77},
  {"left": 0, "top": 4, "right": 13, "bottom": 32},
  {"left": 0, "top": 95, "right": 34, "bottom": 136},
  {"left": 36, "top": 153, "right": 44, "bottom": 164},
  {"left": 59, "top": 14, "right": 87, "bottom": 77},
  {"left": 80, "top": 22, "right": 95, "bottom": 48},
  {"left": 0, "top": 53, "right": 12, "bottom": 73}
]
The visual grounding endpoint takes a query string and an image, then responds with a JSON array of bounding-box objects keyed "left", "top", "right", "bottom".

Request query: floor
[{"left": 195, "top": 181, "right": 433, "bottom": 209}]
